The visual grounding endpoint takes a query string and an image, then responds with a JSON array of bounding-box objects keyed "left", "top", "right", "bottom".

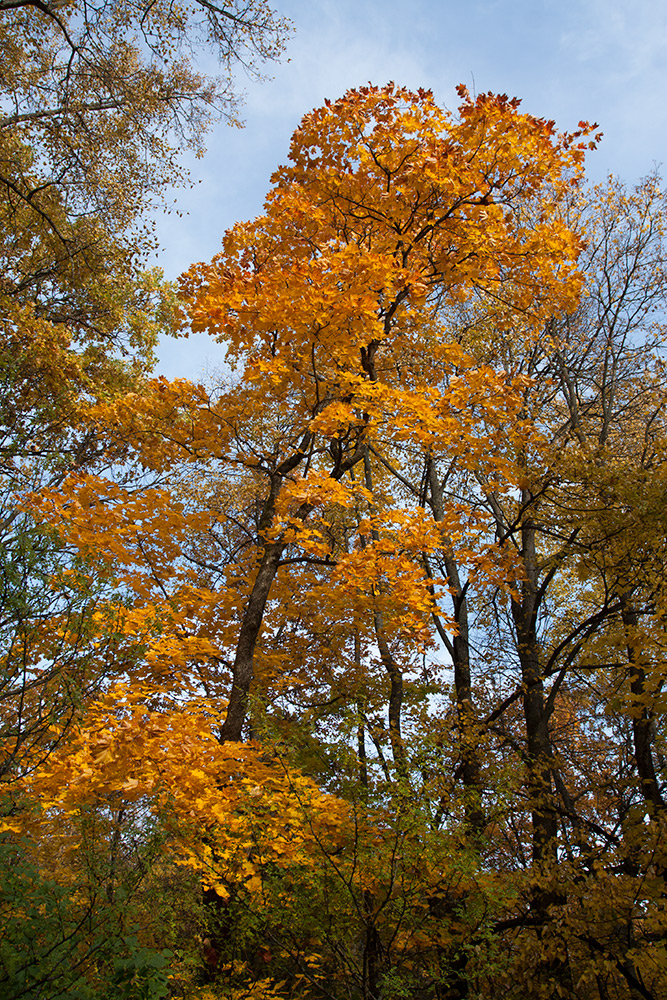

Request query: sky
[{"left": 155, "top": 0, "right": 667, "bottom": 378}]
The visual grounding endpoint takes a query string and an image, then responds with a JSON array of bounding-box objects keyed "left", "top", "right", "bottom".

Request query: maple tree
[{"left": 4, "top": 80, "right": 667, "bottom": 1000}]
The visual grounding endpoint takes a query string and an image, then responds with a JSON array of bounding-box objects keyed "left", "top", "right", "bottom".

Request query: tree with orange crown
[
  {"left": 82, "top": 82, "right": 594, "bottom": 743},
  {"left": 23, "top": 86, "right": 667, "bottom": 1000}
]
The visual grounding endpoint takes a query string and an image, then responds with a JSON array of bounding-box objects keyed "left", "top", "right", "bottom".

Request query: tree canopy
[{"left": 3, "top": 74, "right": 667, "bottom": 1000}]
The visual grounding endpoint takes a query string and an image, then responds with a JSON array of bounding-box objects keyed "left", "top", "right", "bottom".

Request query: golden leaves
[
  {"left": 182, "top": 85, "right": 587, "bottom": 374},
  {"left": 7, "top": 682, "right": 347, "bottom": 898}
]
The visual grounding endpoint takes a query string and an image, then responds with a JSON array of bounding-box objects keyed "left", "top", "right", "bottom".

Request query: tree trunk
[
  {"left": 511, "top": 505, "right": 558, "bottom": 865},
  {"left": 427, "top": 458, "right": 483, "bottom": 835}
]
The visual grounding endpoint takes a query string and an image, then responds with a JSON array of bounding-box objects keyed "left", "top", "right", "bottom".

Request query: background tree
[{"left": 0, "top": 0, "right": 288, "bottom": 307}]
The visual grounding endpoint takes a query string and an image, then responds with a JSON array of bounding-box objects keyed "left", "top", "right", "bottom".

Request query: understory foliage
[{"left": 3, "top": 72, "right": 667, "bottom": 1000}]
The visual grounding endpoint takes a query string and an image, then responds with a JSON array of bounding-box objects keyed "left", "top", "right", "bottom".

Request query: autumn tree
[
  {"left": 30, "top": 80, "right": 595, "bottom": 747},
  {"left": 396, "top": 173, "right": 667, "bottom": 999},
  {"left": 8, "top": 66, "right": 667, "bottom": 1000},
  {"left": 0, "top": 0, "right": 288, "bottom": 306},
  {"left": 12, "top": 83, "right": 612, "bottom": 998},
  {"left": 0, "top": 0, "right": 289, "bottom": 482}
]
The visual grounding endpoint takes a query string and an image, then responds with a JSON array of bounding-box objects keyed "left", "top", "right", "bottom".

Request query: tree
[
  {"left": 141, "top": 82, "right": 593, "bottom": 739},
  {"left": 0, "top": 0, "right": 289, "bottom": 306},
  {"left": 405, "top": 173, "right": 667, "bottom": 999},
  {"left": 9, "top": 79, "right": 667, "bottom": 1000},
  {"left": 13, "top": 83, "right": 616, "bottom": 997}
]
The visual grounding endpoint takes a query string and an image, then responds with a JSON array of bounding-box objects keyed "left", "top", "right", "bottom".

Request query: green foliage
[
  {"left": 0, "top": 833, "right": 173, "bottom": 1000},
  {"left": 108, "top": 938, "right": 172, "bottom": 1000}
]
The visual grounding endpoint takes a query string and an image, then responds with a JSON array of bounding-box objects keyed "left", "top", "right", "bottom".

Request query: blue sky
[{"left": 156, "top": 0, "right": 667, "bottom": 378}]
